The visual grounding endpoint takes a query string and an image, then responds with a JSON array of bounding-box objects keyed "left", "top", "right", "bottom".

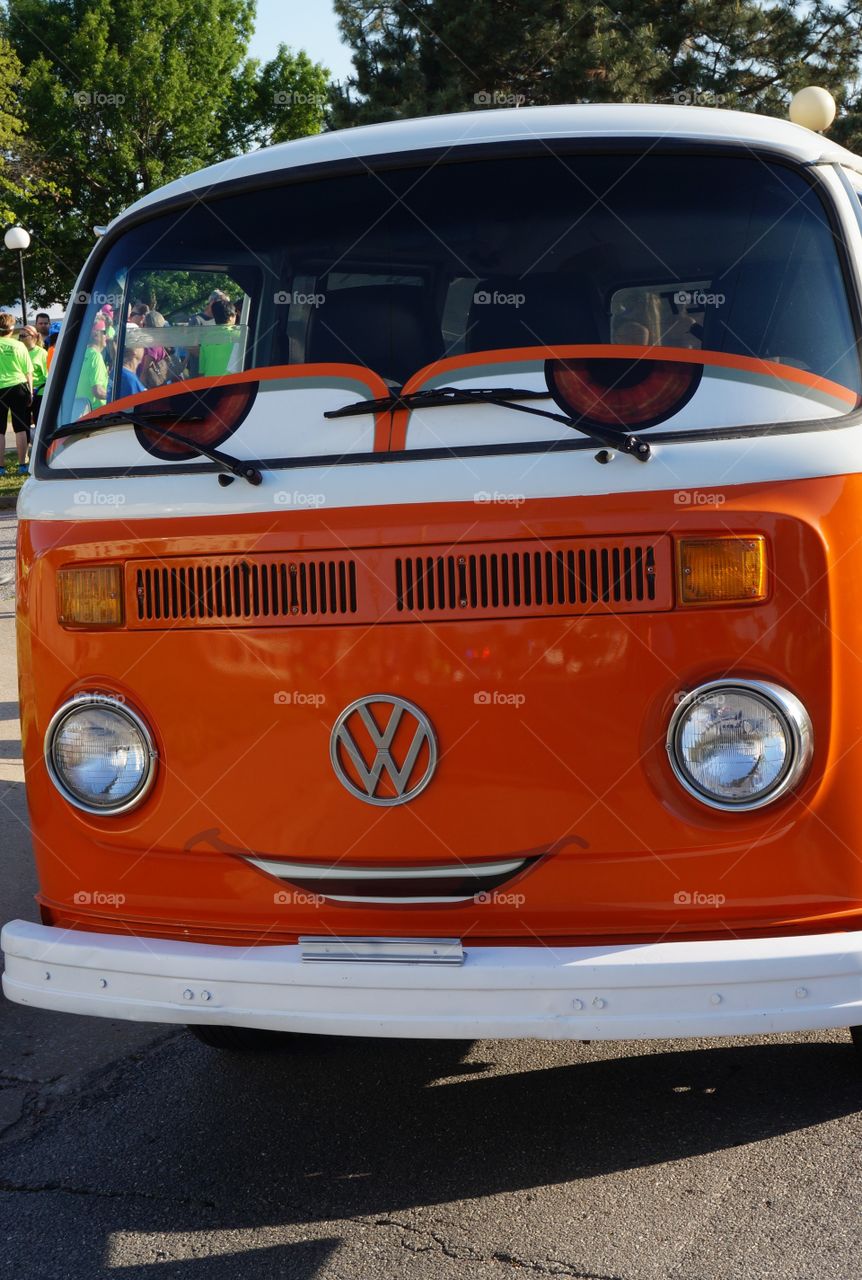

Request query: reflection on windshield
[
  {"left": 72, "top": 281, "right": 251, "bottom": 418},
  {"left": 60, "top": 151, "right": 862, "bottom": 432}
]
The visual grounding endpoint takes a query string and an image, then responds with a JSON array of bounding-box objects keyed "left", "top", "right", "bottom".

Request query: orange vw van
[{"left": 5, "top": 103, "right": 862, "bottom": 1055}]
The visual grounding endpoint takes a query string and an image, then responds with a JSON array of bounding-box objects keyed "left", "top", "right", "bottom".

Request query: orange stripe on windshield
[
  {"left": 68, "top": 347, "right": 859, "bottom": 459},
  {"left": 390, "top": 345, "right": 859, "bottom": 450},
  {"left": 77, "top": 362, "right": 394, "bottom": 452}
]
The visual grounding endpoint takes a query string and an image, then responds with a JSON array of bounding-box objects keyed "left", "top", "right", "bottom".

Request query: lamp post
[{"left": 4, "top": 226, "right": 31, "bottom": 327}]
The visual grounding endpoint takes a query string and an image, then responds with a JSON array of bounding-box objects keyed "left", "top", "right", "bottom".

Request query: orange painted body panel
[{"left": 17, "top": 474, "right": 862, "bottom": 946}]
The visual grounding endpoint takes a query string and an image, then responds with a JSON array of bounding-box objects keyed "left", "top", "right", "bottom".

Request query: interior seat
[
  {"left": 305, "top": 284, "right": 442, "bottom": 385},
  {"left": 466, "top": 274, "right": 599, "bottom": 353}
]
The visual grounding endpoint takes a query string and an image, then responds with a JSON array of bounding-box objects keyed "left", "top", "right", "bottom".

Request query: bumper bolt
[
  {"left": 201, "top": 991, "right": 212, "bottom": 1001},
  {"left": 99, "top": 978, "right": 108, "bottom": 989},
  {"left": 796, "top": 986, "right": 808, "bottom": 999},
  {"left": 592, "top": 997, "right": 606, "bottom": 1009},
  {"left": 183, "top": 989, "right": 194, "bottom": 1001},
  {"left": 710, "top": 993, "right": 722, "bottom": 1005},
  {"left": 572, "top": 998, "right": 584, "bottom": 1011}
]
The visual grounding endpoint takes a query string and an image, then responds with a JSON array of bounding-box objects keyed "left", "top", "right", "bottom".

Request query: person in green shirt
[
  {"left": 198, "top": 300, "right": 241, "bottom": 379},
  {"left": 74, "top": 320, "right": 109, "bottom": 416},
  {"left": 20, "top": 327, "right": 48, "bottom": 427},
  {"left": 99, "top": 303, "right": 117, "bottom": 376},
  {"left": 0, "top": 312, "right": 34, "bottom": 474}
]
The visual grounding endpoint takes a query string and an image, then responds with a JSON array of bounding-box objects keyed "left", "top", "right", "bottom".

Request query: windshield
[{"left": 51, "top": 150, "right": 861, "bottom": 466}]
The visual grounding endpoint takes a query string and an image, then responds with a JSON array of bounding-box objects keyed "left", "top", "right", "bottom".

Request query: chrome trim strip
[
  {"left": 324, "top": 894, "right": 474, "bottom": 905},
  {"left": 245, "top": 856, "right": 525, "bottom": 881},
  {"left": 299, "top": 936, "right": 464, "bottom": 965}
]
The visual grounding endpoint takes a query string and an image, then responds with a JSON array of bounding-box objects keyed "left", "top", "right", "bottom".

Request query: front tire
[
  {"left": 850, "top": 1026, "right": 862, "bottom": 1055},
  {"left": 188, "top": 1024, "right": 294, "bottom": 1052}
]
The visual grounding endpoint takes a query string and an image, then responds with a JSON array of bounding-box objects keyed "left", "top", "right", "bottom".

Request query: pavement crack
[
  {"left": 0, "top": 1178, "right": 215, "bottom": 1209},
  {"left": 367, "top": 1218, "right": 626, "bottom": 1277},
  {"left": 491, "top": 1252, "right": 625, "bottom": 1279},
  {"left": 0, "top": 1030, "right": 185, "bottom": 1147},
  {"left": 370, "top": 1217, "right": 482, "bottom": 1262}
]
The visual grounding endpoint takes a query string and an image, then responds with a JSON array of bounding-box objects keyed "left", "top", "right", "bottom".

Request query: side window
[
  {"left": 113, "top": 269, "right": 255, "bottom": 404},
  {"left": 610, "top": 281, "right": 708, "bottom": 349},
  {"left": 61, "top": 268, "right": 258, "bottom": 420}
]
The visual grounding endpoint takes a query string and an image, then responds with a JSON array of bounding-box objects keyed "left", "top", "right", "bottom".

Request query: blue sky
[{"left": 247, "top": 0, "right": 355, "bottom": 82}]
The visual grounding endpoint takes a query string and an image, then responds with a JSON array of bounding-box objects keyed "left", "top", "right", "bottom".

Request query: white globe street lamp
[
  {"left": 788, "top": 87, "right": 837, "bottom": 133},
  {"left": 4, "top": 226, "right": 32, "bottom": 326}
]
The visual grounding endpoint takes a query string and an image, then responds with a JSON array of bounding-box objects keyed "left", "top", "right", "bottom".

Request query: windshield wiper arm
[
  {"left": 325, "top": 385, "right": 651, "bottom": 461},
  {"left": 50, "top": 410, "right": 263, "bottom": 486}
]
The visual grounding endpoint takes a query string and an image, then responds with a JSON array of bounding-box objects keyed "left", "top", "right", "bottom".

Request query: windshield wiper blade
[
  {"left": 326, "top": 386, "right": 550, "bottom": 418},
  {"left": 50, "top": 410, "right": 263, "bottom": 486},
  {"left": 325, "top": 385, "right": 651, "bottom": 461}
]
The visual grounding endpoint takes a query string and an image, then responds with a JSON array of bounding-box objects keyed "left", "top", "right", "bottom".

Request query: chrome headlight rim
[
  {"left": 666, "top": 678, "right": 813, "bottom": 812},
  {"left": 44, "top": 694, "right": 158, "bottom": 816}
]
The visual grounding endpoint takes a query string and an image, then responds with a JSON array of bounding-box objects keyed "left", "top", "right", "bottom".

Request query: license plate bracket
[{"left": 299, "top": 936, "right": 464, "bottom": 965}]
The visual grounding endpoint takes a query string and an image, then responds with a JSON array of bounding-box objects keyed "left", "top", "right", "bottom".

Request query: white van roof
[{"left": 113, "top": 103, "right": 862, "bottom": 227}]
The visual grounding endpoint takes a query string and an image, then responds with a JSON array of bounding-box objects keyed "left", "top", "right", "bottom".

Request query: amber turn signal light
[
  {"left": 57, "top": 565, "right": 124, "bottom": 626},
  {"left": 677, "top": 537, "right": 767, "bottom": 605}
]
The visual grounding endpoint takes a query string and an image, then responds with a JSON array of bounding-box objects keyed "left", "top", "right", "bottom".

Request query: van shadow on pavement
[{"left": 0, "top": 1028, "right": 860, "bottom": 1277}]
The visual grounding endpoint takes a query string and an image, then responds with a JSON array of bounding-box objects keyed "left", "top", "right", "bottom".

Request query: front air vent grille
[
  {"left": 132, "top": 557, "right": 358, "bottom": 626},
  {"left": 395, "top": 543, "right": 658, "bottom": 614},
  {"left": 126, "top": 536, "right": 672, "bottom": 630}
]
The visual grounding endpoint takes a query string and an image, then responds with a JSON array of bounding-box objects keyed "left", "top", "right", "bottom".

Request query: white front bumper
[{"left": 3, "top": 919, "right": 862, "bottom": 1041}]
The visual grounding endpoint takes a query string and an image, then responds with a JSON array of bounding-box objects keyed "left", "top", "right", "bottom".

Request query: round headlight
[
  {"left": 45, "top": 697, "right": 157, "bottom": 814},
  {"left": 667, "top": 680, "right": 812, "bottom": 811}
]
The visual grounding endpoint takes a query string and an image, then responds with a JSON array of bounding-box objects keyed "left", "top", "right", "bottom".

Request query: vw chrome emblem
[{"left": 330, "top": 694, "right": 437, "bottom": 806}]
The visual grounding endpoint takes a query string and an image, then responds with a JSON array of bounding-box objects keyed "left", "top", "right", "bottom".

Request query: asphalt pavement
[{"left": 0, "top": 506, "right": 860, "bottom": 1280}]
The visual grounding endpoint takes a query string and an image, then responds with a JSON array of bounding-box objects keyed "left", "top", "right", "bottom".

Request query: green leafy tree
[
  {"left": 0, "top": 36, "right": 28, "bottom": 226},
  {"left": 129, "top": 270, "right": 240, "bottom": 318},
  {"left": 1, "top": 0, "right": 328, "bottom": 304},
  {"left": 331, "top": 0, "right": 862, "bottom": 150},
  {"left": 0, "top": 34, "right": 66, "bottom": 309},
  {"left": 227, "top": 48, "right": 329, "bottom": 151}
]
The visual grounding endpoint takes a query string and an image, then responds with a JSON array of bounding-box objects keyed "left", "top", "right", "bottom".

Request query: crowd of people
[
  {"left": 0, "top": 288, "right": 243, "bottom": 474},
  {"left": 73, "top": 289, "right": 242, "bottom": 418},
  {"left": 0, "top": 310, "right": 59, "bottom": 475}
]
